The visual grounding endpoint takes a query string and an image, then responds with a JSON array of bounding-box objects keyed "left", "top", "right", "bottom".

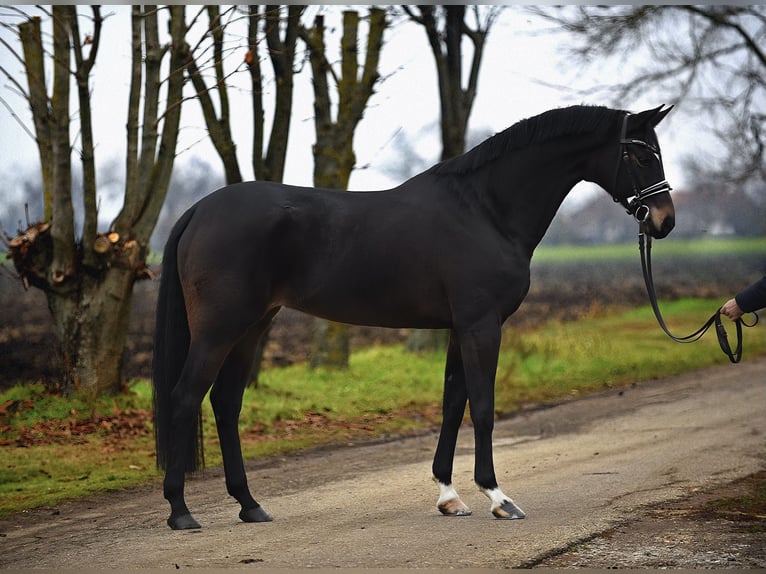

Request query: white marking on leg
[
  {"left": 436, "top": 481, "right": 459, "bottom": 506},
  {"left": 483, "top": 486, "right": 510, "bottom": 509},
  {"left": 482, "top": 487, "right": 525, "bottom": 519},
  {"left": 433, "top": 478, "right": 471, "bottom": 516}
]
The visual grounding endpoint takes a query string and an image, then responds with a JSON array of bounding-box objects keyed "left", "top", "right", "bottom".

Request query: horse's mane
[{"left": 433, "top": 105, "right": 624, "bottom": 176}]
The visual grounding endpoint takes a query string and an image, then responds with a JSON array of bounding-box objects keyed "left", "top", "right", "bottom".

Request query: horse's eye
[
  {"left": 631, "top": 148, "right": 658, "bottom": 168},
  {"left": 630, "top": 153, "right": 649, "bottom": 168}
]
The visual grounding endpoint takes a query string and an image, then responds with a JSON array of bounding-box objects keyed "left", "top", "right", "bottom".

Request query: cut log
[
  {"left": 107, "top": 232, "right": 120, "bottom": 244},
  {"left": 93, "top": 235, "right": 111, "bottom": 254},
  {"left": 24, "top": 227, "right": 39, "bottom": 243}
]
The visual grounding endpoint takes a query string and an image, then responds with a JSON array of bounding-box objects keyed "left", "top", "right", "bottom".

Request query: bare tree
[
  {"left": 181, "top": 5, "right": 304, "bottom": 186},
  {"left": 299, "top": 7, "right": 387, "bottom": 368},
  {"left": 403, "top": 5, "right": 500, "bottom": 161},
  {"left": 182, "top": 5, "right": 243, "bottom": 185},
  {"left": 402, "top": 5, "right": 499, "bottom": 352},
  {"left": 2, "top": 6, "right": 188, "bottom": 396},
  {"left": 248, "top": 5, "right": 304, "bottom": 183},
  {"left": 179, "top": 5, "right": 304, "bottom": 384},
  {"left": 530, "top": 5, "right": 766, "bottom": 185}
]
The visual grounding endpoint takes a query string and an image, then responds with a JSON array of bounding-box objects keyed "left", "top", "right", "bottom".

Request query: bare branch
[
  {"left": 69, "top": 5, "right": 102, "bottom": 259},
  {"left": 132, "top": 5, "right": 188, "bottom": 244},
  {"left": 49, "top": 5, "right": 75, "bottom": 283},
  {"left": 407, "top": 6, "right": 495, "bottom": 160},
  {"left": 0, "top": 93, "right": 35, "bottom": 141},
  {"left": 683, "top": 5, "right": 766, "bottom": 69},
  {"left": 122, "top": 5, "right": 142, "bottom": 237},
  {"left": 301, "top": 7, "right": 388, "bottom": 190},
  {"left": 529, "top": 5, "right": 766, "bottom": 183}
]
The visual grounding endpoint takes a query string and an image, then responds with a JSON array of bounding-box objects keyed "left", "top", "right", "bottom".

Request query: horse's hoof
[
  {"left": 438, "top": 498, "right": 472, "bottom": 516},
  {"left": 167, "top": 513, "right": 202, "bottom": 530},
  {"left": 492, "top": 499, "right": 526, "bottom": 520},
  {"left": 240, "top": 505, "right": 273, "bottom": 523}
]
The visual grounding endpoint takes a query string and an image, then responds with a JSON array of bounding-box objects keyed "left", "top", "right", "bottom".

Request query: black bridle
[
  {"left": 613, "top": 113, "right": 673, "bottom": 224},
  {"left": 614, "top": 113, "right": 759, "bottom": 363}
]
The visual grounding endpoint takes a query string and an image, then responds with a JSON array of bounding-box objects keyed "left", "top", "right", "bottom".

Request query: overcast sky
[{"left": 0, "top": 5, "right": 699, "bottom": 225}]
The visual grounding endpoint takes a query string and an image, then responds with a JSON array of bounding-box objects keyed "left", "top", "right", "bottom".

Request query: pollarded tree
[
  {"left": 181, "top": 5, "right": 304, "bottom": 186},
  {"left": 180, "top": 5, "right": 305, "bottom": 384},
  {"left": 299, "top": 7, "right": 387, "bottom": 368},
  {"left": 402, "top": 5, "right": 500, "bottom": 352},
  {"left": 403, "top": 5, "right": 499, "bottom": 161},
  {"left": 2, "top": 5, "right": 188, "bottom": 396}
]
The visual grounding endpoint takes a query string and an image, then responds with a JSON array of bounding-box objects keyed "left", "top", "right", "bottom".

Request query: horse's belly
[
  {"left": 279, "top": 266, "right": 452, "bottom": 329},
  {"left": 288, "top": 303, "right": 451, "bottom": 329}
]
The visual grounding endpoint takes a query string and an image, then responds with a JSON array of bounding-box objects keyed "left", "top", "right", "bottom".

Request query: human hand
[{"left": 721, "top": 298, "right": 743, "bottom": 321}]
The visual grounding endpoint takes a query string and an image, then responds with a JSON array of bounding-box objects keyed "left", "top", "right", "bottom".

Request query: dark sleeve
[{"left": 735, "top": 275, "right": 766, "bottom": 313}]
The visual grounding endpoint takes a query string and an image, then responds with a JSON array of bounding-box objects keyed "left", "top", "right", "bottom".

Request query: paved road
[{"left": 2, "top": 358, "right": 764, "bottom": 569}]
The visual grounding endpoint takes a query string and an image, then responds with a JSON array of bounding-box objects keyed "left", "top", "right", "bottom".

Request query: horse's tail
[{"left": 152, "top": 205, "right": 205, "bottom": 473}]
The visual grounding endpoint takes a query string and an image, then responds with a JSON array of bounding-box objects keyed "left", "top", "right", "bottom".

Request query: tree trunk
[
  {"left": 310, "top": 319, "right": 351, "bottom": 370},
  {"left": 404, "top": 329, "right": 450, "bottom": 353},
  {"left": 183, "top": 5, "right": 304, "bottom": 386},
  {"left": 301, "top": 8, "right": 387, "bottom": 369},
  {"left": 46, "top": 267, "right": 135, "bottom": 396},
  {"left": 8, "top": 224, "right": 150, "bottom": 396},
  {"left": 8, "top": 6, "right": 188, "bottom": 396},
  {"left": 403, "top": 5, "right": 495, "bottom": 352},
  {"left": 247, "top": 5, "right": 304, "bottom": 385}
]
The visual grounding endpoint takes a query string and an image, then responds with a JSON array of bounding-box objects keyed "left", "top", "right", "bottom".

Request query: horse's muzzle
[
  {"left": 643, "top": 210, "right": 675, "bottom": 239},
  {"left": 640, "top": 192, "right": 675, "bottom": 239}
]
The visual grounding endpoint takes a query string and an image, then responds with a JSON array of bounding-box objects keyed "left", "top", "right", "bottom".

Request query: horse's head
[{"left": 606, "top": 105, "right": 676, "bottom": 239}]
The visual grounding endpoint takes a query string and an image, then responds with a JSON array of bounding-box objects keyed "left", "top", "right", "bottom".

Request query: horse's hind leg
[
  {"left": 164, "top": 339, "right": 234, "bottom": 530},
  {"left": 432, "top": 331, "right": 471, "bottom": 516},
  {"left": 210, "top": 311, "right": 278, "bottom": 524}
]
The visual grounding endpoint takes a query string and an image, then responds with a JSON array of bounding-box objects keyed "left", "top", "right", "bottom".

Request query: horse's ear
[
  {"left": 628, "top": 105, "right": 673, "bottom": 129},
  {"left": 651, "top": 104, "right": 673, "bottom": 127},
  {"left": 631, "top": 105, "right": 673, "bottom": 129}
]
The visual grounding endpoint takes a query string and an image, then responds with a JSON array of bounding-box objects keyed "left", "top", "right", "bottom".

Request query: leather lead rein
[{"left": 638, "top": 232, "right": 759, "bottom": 364}]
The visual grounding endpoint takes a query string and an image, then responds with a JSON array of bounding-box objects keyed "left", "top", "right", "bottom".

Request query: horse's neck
[{"left": 483, "top": 141, "right": 592, "bottom": 255}]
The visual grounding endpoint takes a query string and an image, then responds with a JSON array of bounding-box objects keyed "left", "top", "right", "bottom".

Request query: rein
[{"left": 638, "top": 232, "right": 759, "bottom": 363}]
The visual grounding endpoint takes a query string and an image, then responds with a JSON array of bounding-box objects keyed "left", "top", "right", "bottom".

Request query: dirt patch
[{"left": 531, "top": 470, "right": 766, "bottom": 569}]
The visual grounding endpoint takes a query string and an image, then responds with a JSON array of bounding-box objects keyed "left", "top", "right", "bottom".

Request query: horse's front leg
[
  {"left": 432, "top": 330, "right": 471, "bottom": 516},
  {"left": 460, "top": 320, "right": 525, "bottom": 520}
]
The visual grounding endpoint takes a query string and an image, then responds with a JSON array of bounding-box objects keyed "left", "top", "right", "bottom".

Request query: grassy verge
[
  {"left": 533, "top": 236, "right": 766, "bottom": 263},
  {"left": 1, "top": 298, "right": 764, "bottom": 517}
]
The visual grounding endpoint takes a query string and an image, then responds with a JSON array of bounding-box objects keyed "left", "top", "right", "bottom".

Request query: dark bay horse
[{"left": 153, "top": 105, "right": 676, "bottom": 529}]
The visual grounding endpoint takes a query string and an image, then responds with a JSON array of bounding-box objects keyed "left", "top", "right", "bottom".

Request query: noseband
[{"left": 613, "top": 113, "right": 672, "bottom": 223}]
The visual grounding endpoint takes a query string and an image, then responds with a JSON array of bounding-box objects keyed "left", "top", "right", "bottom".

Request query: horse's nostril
[{"left": 662, "top": 215, "right": 675, "bottom": 235}]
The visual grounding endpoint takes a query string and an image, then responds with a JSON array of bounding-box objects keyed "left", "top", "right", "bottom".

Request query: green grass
[
  {"left": 0, "top": 436, "right": 158, "bottom": 514},
  {"left": 496, "top": 299, "right": 765, "bottom": 406},
  {"left": 1, "top": 298, "right": 764, "bottom": 517},
  {"left": 532, "top": 236, "right": 766, "bottom": 263}
]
